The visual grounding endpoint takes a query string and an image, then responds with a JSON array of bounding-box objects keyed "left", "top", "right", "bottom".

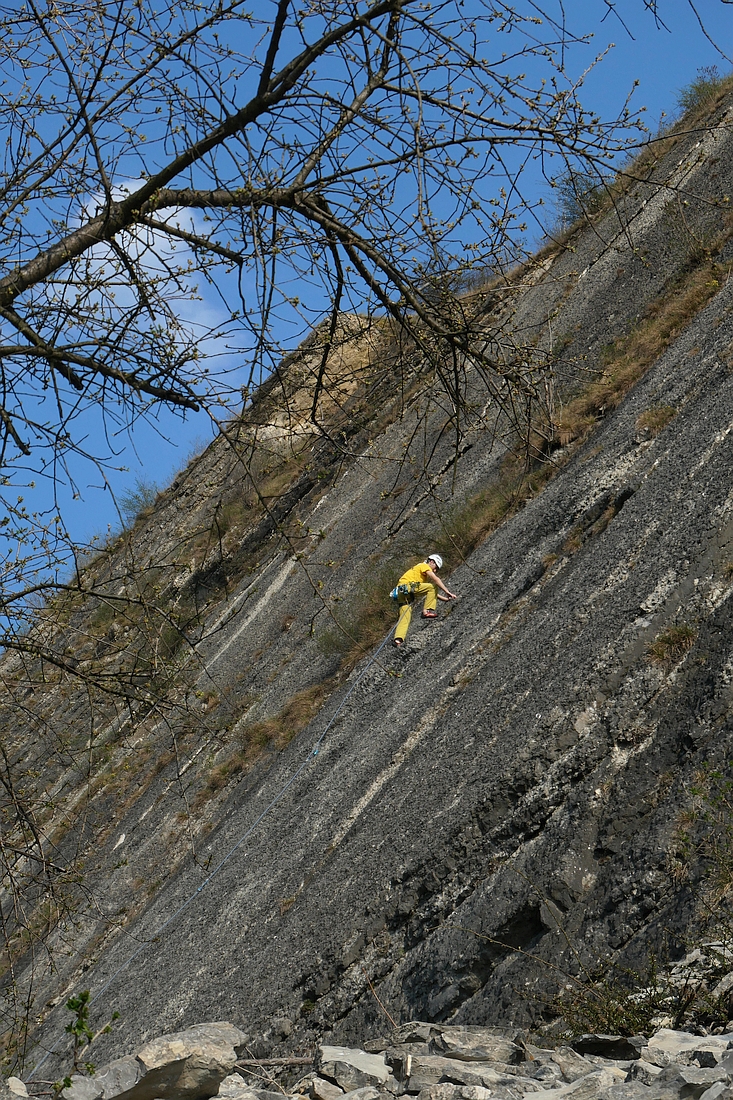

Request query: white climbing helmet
[{"left": 427, "top": 553, "right": 443, "bottom": 570}]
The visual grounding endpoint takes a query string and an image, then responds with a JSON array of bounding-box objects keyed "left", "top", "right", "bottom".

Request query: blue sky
[
  {"left": 30, "top": 0, "right": 733, "bottom": 552},
  {"left": 558, "top": 1, "right": 731, "bottom": 129}
]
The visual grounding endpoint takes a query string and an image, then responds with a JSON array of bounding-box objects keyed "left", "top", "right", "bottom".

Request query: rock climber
[{"left": 391, "top": 553, "right": 457, "bottom": 648}]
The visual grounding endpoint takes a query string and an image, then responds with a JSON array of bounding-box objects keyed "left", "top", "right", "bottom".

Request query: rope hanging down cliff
[{"left": 29, "top": 624, "right": 398, "bottom": 1079}]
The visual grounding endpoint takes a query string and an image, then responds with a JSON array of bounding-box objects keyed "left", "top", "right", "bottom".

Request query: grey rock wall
[{"left": 5, "top": 96, "right": 733, "bottom": 1077}]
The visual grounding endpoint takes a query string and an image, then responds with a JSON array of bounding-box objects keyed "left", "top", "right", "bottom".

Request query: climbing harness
[{"left": 389, "top": 581, "right": 423, "bottom": 601}]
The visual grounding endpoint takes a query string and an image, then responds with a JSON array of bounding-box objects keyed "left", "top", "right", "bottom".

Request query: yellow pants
[{"left": 395, "top": 582, "right": 437, "bottom": 642}]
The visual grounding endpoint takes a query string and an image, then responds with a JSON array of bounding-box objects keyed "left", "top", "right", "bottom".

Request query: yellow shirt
[{"left": 398, "top": 561, "right": 432, "bottom": 586}]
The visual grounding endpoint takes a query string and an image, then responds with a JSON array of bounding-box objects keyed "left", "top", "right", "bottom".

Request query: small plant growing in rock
[
  {"left": 636, "top": 405, "right": 676, "bottom": 437},
  {"left": 666, "top": 765, "right": 733, "bottom": 1028},
  {"left": 65, "top": 990, "right": 95, "bottom": 1074},
  {"left": 280, "top": 894, "right": 297, "bottom": 916},
  {"left": 55, "top": 990, "right": 120, "bottom": 1087},
  {"left": 553, "top": 937, "right": 733, "bottom": 1038},
  {"left": 647, "top": 624, "right": 697, "bottom": 665},
  {"left": 686, "top": 764, "right": 733, "bottom": 902}
]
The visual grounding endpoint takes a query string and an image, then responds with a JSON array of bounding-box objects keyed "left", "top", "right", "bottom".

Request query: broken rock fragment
[
  {"left": 311, "top": 1077, "right": 346, "bottom": 1100},
  {"left": 339, "top": 1089, "right": 381, "bottom": 1100},
  {"left": 62, "top": 1022, "right": 247, "bottom": 1100},
  {"left": 216, "top": 1075, "right": 259, "bottom": 1100},
  {"left": 548, "top": 1048, "right": 598, "bottom": 1084},
  {"left": 625, "top": 1059, "right": 665, "bottom": 1086},
  {"left": 569, "top": 1034, "right": 645, "bottom": 1061},
  {"left": 32, "top": 1017, "right": 733, "bottom": 1100},
  {"left": 415, "top": 1087, "right": 500, "bottom": 1100},
  {"left": 645, "top": 1029, "right": 733, "bottom": 1062},
  {"left": 318, "top": 1047, "right": 392, "bottom": 1094},
  {"left": 429, "top": 1028, "right": 523, "bottom": 1066},
  {"left": 653, "top": 1062, "right": 733, "bottom": 1095},
  {"left": 526, "top": 1066, "right": 625, "bottom": 1099},
  {"left": 1, "top": 1081, "right": 28, "bottom": 1100},
  {"left": 387, "top": 1054, "right": 530, "bottom": 1095}
]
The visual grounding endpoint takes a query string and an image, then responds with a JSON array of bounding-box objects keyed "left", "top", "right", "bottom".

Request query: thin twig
[
  {"left": 236, "top": 1058, "right": 314, "bottom": 1068},
  {"left": 360, "top": 965, "right": 398, "bottom": 1029}
]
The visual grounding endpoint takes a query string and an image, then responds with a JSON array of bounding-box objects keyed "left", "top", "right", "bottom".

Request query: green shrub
[
  {"left": 552, "top": 169, "right": 609, "bottom": 229},
  {"left": 118, "top": 477, "right": 159, "bottom": 525},
  {"left": 676, "top": 65, "right": 724, "bottom": 114},
  {"left": 554, "top": 954, "right": 693, "bottom": 1037}
]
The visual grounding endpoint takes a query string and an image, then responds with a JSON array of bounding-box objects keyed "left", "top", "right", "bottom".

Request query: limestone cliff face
[{"left": 6, "top": 94, "right": 733, "bottom": 1073}]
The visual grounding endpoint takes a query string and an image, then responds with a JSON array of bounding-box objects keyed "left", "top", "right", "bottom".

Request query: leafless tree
[{"left": 0, "top": 0, "right": 652, "bottom": 589}]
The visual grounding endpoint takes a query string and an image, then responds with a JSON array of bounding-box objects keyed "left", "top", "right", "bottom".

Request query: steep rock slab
[
  {"left": 41, "top": 279, "right": 733, "bottom": 1063},
  {"left": 15, "top": 95, "right": 733, "bottom": 1074}
]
